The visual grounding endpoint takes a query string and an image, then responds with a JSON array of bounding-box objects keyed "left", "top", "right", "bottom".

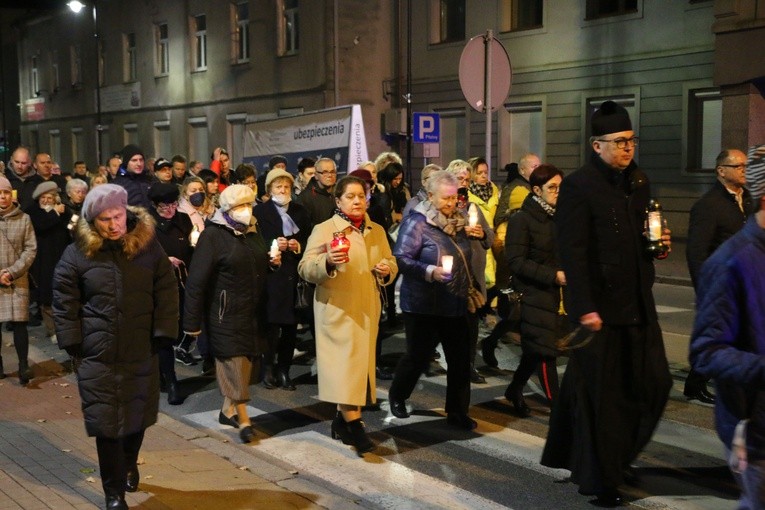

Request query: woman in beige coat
[{"left": 298, "top": 175, "right": 397, "bottom": 455}]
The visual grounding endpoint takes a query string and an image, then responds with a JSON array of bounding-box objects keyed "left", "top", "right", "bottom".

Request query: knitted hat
[
  {"left": 148, "top": 183, "right": 180, "bottom": 204},
  {"left": 82, "top": 184, "right": 128, "bottom": 222},
  {"left": 153, "top": 157, "right": 172, "bottom": 172},
  {"left": 746, "top": 144, "right": 765, "bottom": 201},
  {"left": 120, "top": 144, "right": 144, "bottom": 165},
  {"left": 268, "top": 155, "right": 288, "bottom": 170},
  {"left": 591, "top": 101, "right": 632, "bottom": 137},
  {"left": 265, "top": 168, "right": 294, "bottom": 189},
  {"left": 32, "top": 181, "right": 60, "bottom": 200},
  {"left": 0, "top": 176, "right": 12, "bottom": 192},
  {"left": 218, "top": 184, "right": 255, "bottom": 212}
]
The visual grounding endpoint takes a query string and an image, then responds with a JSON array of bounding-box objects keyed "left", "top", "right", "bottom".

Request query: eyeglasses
[
  {"left": 157, "top": 202, "right": 178, "bottom": 210},
  {"left": 316, "top": 170, "right": 337, "bottom": 175},
  {"left": 543, "top": 185, "right": 560, "bottom": 193},
  {"left": 596, "top": 136, "right": 639, "bottom": 149},
  {"left": 719, "top": 163, "right": 746, "bottom": 170}
]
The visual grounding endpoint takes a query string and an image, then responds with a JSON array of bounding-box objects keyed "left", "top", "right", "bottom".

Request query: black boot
[
  {"left": 262, "top": 364, "right": 277, "bottom": 389},
  {"left": 345, "top": 418, "right": 374, "bottom": 454},
  {"left": 505, "top": 383, "right": 531, "bottom": 418},
  {"left": 167, "top": 379, "right": 184, "bottom": 405},
  {"left": 469, "top": 363, "right": 486, "bottom": 384},
  {"left": 105, "top": 494, "right": 128, "bottom": 510},
  {"left": 275, "top": 367, "right": 296, "bottom": 391},
  {"left": 481, "top": 335, "right": 499, "bottom": 368},
  {"left": 18, "top": 360, "right": 32, "bottom": 385},
  {"left": 0, "top": 356, "right": 5, "bottom": 379},
  {"left": 330, "top": 412, "right": 352, "bottom": 444},
  {"left": 125, "top": 465, "right": 139, "bottom": 492}
]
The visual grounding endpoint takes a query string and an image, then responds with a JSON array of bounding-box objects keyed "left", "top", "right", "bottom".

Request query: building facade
[{"left": 14, "top": 1, "right": 765, "bottom": 280}]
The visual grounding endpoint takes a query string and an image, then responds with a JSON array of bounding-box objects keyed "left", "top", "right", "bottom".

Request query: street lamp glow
[{"left": 67, "top": 1, "right": 85, "bottom": 13}]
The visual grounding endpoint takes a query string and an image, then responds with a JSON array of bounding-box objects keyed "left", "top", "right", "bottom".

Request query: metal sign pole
[{"left": 484, "top": 29, "right": 493, "bottom": 180}]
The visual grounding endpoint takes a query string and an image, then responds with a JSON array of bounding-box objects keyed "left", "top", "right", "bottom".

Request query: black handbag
[{"left": 294, "top": 278, "right": 314, "bottom": 311}]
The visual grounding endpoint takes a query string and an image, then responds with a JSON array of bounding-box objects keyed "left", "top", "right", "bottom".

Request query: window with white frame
[
  {"left": 70, "top": 45, "right": 82, "bottom": 86},
  {"left": 233, "top": 3, "right": 250, "bottom": 63},
  {"left": 500, "top": 101, "right": 545, "bottom": 168},
  {"left": 277, "top": 0, "right": 299, "bottom": 56},
  {"left": 31, "top": 56, "right": 39, "bottom": 97},
  {"left": 156, "top": 23, "right": 169, "bottom": 75},
  {"left": 124, "top": 32, "right": 137, "bottom": 82},
  {"left": 687, "top": 89, "right": 721, "bottom": 173},
  {"left": 193, "top": 14, "right": 207, "bottom": 70},
  {"left": 500, "top": 0, "right": 543, "bottom": 32},
  {"left": 429, "top": 0, "right": 465, "bottom": 44}
]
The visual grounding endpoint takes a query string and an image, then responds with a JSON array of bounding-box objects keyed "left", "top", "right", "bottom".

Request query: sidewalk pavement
[{"left": 0, "top": 336, "right": 355, "bottom": 510}]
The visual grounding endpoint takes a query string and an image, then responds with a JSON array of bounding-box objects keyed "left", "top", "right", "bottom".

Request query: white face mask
[
  {"left": 229, "top": 207, "right": 252, "bottom": 226},
  {"left": 42, "top": 205, "right": 54, "bottom": 213},
  {"left": 270, "top": 193, "right": 291, "bottom": 206}
]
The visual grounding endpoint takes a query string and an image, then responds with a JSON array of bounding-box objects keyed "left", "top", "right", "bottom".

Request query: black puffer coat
[
  {"left": 52, "top": 207, "right": 179, "bottom": 438},
  {"left": 506, "top": 194, "right": 565, "bottom": 357},
  {"left": 182, "top": 210, "right": 269, "bottom": 358}
]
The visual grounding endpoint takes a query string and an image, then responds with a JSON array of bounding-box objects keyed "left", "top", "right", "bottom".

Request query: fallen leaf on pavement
[
  {"left": 80, "top": 468, "right": 95, "bottom": 474},
  {"left": 85, "top": 476, "right": 96, "bottom": 483}
]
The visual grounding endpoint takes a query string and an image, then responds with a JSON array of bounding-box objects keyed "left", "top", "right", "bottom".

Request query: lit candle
[
  {"left": 441, "top": 255, "right": 453, "bottom": 275},
  {"left": 270, "top": 239, "right": 279, "bottom": 258},
  {"left": 648, "top": 214, "right": 662, "bottom": 242},
  {"left": 467, "top": 203, "right": 478, "bottom": 227},
  {"left": 189, "top": 226, "right": 200, "bottom": 247}
]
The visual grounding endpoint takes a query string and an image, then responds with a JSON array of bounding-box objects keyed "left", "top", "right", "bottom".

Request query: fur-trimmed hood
[{"left": 75, "top": 206, "right": 156, "bottom": 259}]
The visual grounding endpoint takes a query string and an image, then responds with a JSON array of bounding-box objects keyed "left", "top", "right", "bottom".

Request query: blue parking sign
[{"left": 413, "top": 113, "right": 440, "bottom": 143}]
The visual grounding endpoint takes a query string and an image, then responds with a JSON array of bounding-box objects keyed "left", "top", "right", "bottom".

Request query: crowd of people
[{"left": 1, "top": 99, "right": 764, "bottom": 509}]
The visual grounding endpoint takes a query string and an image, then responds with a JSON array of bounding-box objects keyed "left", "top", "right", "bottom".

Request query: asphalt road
[{"left": 155, "top": 281, "right": 736, "bottom": 509}]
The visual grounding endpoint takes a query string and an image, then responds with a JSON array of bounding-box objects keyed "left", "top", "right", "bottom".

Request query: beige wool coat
[
  {"left": 298, "top": 214, "right": 397, "bottom": 406},
  {"left": 0, "top": 206, "right": 36, "bottom": 322}
]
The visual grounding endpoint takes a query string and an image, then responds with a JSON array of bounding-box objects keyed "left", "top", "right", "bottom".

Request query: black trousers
[
  {"left": 510, "top": 351, "right": 559, "bottom": 402},
  {"left": 389, "top": 312, "right": 471, "bottom": 415},
  {"left": 266, "top": 323, "right": 298, "bottom": 370},
  {"left": 96, "top": 429, "right": 145, "bottom": 498}
]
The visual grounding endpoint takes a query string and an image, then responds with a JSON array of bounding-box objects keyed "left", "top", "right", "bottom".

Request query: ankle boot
[
  {"left": 0, "top": 356, "right": 5, "bottom": 379},
  {"left": 330, "top": 412, "right": 352, "bottom": 445},
  {"left": 18, "top": 360, "right": 32, "bottom": 385},
  {"left": 105, "top": 494, "right": 128, "bottom": 510},
  {"left": 345, "top": 418, "right": 374, "bottom": 454},
  {"left": 167, "top": 379, "right": 184, "bottom": 405},
  {"left": 262, "top": 364, "right": 277, "bottom": 389},
  {"left": 481, "top": 335, "right": 499, "bottom": 368},
  {"left": 504, "top": 383, "right": 531, "bottom": 418},
  {"left": 275, "top": 368, "right": 296, "bottom": 391},
  {"left": 469, "top": 363, "right": 486, "bottom": 384}
]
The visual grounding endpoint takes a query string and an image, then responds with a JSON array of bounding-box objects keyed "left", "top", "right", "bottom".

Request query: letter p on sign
[{"left": 413, "top": 113, "right": 440, "bottom": 143}]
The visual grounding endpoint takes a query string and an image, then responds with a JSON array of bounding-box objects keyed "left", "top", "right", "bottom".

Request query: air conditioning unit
[{"left": 384, "top": 108, "right": 407, "bottom": 135}]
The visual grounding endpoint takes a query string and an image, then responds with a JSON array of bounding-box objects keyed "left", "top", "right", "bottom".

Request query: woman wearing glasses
[{"left": 503, "top": 164, "right": 567, "bottom": 417}]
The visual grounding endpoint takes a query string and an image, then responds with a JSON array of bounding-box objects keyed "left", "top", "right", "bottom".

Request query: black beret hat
[{"left": 591, "top": 100, "right": 632, "bottom": 137}]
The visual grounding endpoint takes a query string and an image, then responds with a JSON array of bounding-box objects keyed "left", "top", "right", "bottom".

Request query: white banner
[{"left": 244, "top": 105, "right": 368, "bottom": 175}]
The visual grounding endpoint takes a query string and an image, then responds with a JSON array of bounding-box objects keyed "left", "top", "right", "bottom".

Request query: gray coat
[{"left": 0, "top": 205, "right": 36, "bottom": 322}]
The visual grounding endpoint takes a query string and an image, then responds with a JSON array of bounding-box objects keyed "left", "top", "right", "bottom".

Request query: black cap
[
  {"left": 269, "top": 155, "right": 288, "bottom": 170},
  {"left": 154, "top": 157, "right": 172, "bottom": 171}
]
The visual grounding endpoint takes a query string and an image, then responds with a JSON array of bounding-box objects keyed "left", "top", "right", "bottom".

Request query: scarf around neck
[
  {"left": 335, "top": 208, "right": 365, "bottom": 232},
  {"left": 532, "top": 195, "right": 556, "bottom": 217},
  {"left": 274, "top": 202, "right": 300, "bottom": 236},
  {"left": 420, "top": 199, "right": 466, "bottom": 236},
  {"left": 469, "top": 181, "right": 493, "bottom": 203}
]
